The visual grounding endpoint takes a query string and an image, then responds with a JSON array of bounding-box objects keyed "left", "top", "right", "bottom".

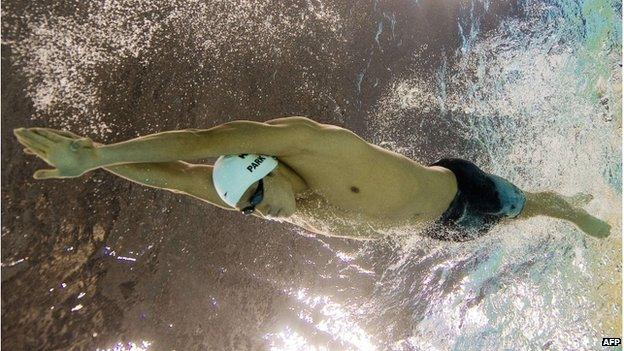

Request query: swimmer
[{"left": 13, "top": 116, "right": 612, "bottom": 241}]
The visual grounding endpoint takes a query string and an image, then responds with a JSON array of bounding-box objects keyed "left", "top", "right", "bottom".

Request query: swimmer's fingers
[
  {"left": 35, "top": 127, "right": 82, "bottom": 140},
  {"left": 15, "top": 135, "right": 47, "bottom": 158},
  {"left": 33, "top": 167, "right": 88, "bottom": 179},
  {"left": 16, "top": 127, "right": 88, "bottom": 151},
  {"left": 14, "top": 129, "right": 57, "bottom": 167},
  {"left": 14, "top": 128, "right": 52, "bottom": 149},
  {"left": 36, "top": 128, "right": 103, "bottom": 147},
  {"left": 33, "top": 168, "right": 62, "bottom": 180},
  {"left": 30, "top": 127, "right": 68, "bottom": 142}
]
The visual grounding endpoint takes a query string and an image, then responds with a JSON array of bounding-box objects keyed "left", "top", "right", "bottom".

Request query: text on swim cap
[{"left": 247, "top": 156, "right": 267, "bottom": 172}]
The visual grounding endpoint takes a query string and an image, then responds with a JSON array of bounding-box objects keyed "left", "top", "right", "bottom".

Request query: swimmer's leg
[{"left": 517, "top": 191, "right": 611, "bottom": 238}]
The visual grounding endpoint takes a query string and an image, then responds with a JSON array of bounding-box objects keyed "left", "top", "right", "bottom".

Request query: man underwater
[{"left": 13, "top": 116, "right": 611, "bottom": 241}]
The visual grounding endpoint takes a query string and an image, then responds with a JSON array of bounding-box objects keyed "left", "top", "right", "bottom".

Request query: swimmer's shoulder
[{"left": 264, "top": 116, "right": 372, "bottom": 157}]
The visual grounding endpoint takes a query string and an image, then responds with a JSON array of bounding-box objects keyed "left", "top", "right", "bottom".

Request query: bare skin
[{"left": 13, "top": 116, "right": 612, "bottom": 240}]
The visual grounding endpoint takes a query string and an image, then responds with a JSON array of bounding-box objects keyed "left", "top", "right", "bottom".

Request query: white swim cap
[{"left": 213, "top": 154, "right": 279, "bottom": 208}]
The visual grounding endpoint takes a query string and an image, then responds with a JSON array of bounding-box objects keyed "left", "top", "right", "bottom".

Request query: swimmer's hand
[{"left": 13, "top": 127, "right": 100, "bottom": 179}]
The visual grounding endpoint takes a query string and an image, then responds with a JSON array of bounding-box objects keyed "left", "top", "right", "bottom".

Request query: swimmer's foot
[
  {"left": 523, "top": 191, "right": 610, "bottom": 238},
  {"left": 563, "top": 194, "right": 611, "bottom": 238},
  {"left": 571, "top": 209, "right": 611, "bottom": 238}
]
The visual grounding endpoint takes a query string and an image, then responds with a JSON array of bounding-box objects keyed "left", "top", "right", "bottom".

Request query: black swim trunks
[{"left": 425, "top": 158, "right": 526, "bottom": 242}]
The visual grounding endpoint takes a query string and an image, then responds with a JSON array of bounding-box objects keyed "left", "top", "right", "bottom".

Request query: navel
[{"left": 350, "top": 186, "right": 360, "bottom": 193}]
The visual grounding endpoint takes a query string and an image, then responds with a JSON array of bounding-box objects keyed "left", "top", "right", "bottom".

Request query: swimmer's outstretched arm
[
  {"left": 94, "top": 119, "right": 314, "bottom": 165},
  {"left": 19, "top": 128, "right": 233, "bottom": 210},
  {"left": 104, "top": 162, "right": 232, "bottom": 210},
  {"left": 13, "top": 117, "right": 317, "bottom": 178}
]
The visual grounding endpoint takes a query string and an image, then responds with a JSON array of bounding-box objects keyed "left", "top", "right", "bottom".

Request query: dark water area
[{"left": 5, "top": 0, "right": 619, "bottom": 349}]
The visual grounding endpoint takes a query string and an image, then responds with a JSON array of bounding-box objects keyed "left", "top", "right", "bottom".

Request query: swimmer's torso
[{"left": 274, "top": 134, "right": 458, "bottom": 239}]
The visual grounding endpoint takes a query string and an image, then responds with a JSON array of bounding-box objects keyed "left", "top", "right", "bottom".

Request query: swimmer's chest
[{"left": 281, "top": 150, "right": 423, "bottom": 219}]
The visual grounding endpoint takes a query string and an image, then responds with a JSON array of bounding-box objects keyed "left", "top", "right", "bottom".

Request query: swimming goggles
[{"left": 241, "top": 179, "right": 264, "bottom": 215}]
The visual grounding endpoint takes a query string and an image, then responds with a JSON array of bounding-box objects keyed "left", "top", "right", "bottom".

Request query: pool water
[{"left": 2, "top": 0, "right": 620, "bottom": 349}]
